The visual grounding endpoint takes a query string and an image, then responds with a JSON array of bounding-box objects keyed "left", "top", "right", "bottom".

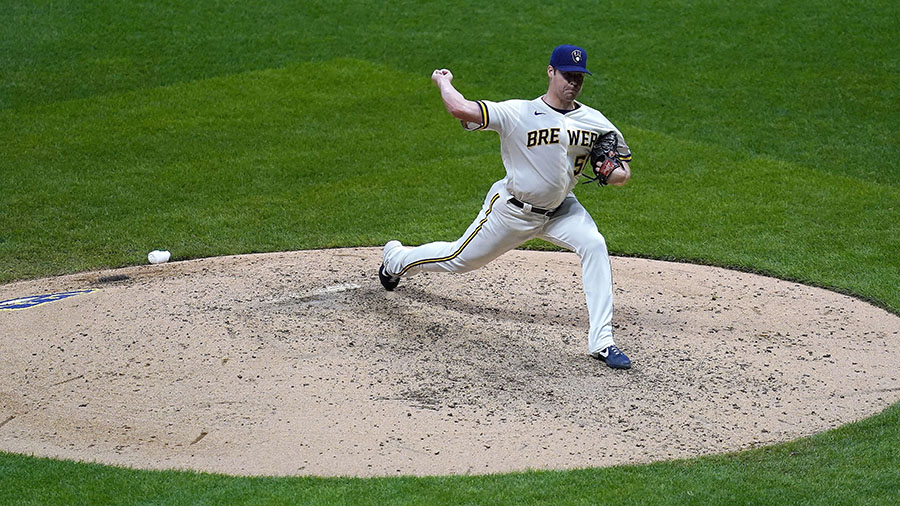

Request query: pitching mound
[{"left": 1, "top": 248, "right": 898, "bottom": 477}]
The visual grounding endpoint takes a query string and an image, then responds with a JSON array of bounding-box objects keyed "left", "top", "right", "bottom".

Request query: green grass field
[{"left": 1, "top": 0, "right": 898, "bottom": 504}]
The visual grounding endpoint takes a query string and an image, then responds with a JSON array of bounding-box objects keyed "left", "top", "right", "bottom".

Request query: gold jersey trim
[{"left": 475, "top": 100, "right": 489, "bottom": 130}]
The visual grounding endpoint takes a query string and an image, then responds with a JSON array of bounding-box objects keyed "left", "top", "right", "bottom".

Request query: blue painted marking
[{"left": 0, "top": 290, "right": 95, "bottom": 310}]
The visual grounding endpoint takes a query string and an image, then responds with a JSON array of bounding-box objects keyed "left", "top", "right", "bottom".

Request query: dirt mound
[{"left": 1, "top": 248, "right": 898, "bottom": 477}]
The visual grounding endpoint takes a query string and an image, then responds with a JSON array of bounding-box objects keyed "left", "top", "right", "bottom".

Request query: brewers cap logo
[{"left": 571, "top": 49, "right": 583, "bottom": 63}]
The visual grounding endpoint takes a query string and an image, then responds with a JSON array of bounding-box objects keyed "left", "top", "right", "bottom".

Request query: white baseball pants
[{"left": 383, "top": 179, "right": 615, "bottom": 353}]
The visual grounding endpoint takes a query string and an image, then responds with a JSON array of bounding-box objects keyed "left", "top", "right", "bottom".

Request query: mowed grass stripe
[
  {"left": 3, "top": 1, "right": 897, "bottom": 186},
  {"left": 4, "top": 62, "right": 897, "bottom": 308},
  {"left": 0, "top": 59, "right": 500, "bottom": 281}
]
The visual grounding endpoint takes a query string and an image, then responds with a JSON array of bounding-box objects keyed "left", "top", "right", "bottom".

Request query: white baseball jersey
[
  {"left": 384, "top": 95, "right": 633, "bottom": 354},
  {"left": 465, "top": 97, "right": 632, "bottom": 209}
]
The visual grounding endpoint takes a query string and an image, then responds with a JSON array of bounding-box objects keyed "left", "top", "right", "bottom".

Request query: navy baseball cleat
[
  {"left": 592, "top": 345, "right": 631, "bottom": 369},
  {"left": 378, "top": 264, "right": 400, "bottom": 291}
]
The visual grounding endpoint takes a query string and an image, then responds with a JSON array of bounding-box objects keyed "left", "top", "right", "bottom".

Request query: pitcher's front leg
[{"left": 384, "top": 184, "right": 535, "bottom": 279}]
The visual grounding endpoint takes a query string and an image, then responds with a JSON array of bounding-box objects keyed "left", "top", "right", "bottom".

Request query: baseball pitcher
[{"left": 379, "top": 45, "right": 634, "bottom": 369}]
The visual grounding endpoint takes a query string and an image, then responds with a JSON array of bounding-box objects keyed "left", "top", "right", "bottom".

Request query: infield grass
[
  {"left": 1, "top": 0, "right": 898, "bottom": 504},
  {"left": 3, "top": 403, "right": 899, "bottom": 505}
]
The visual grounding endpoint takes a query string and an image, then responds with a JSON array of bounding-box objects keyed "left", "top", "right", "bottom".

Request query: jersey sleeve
[
  {"left": 460, "top": 100, "right": 521, "bottom": 135},
  {"left": 460, "top": 100, "right": 491, "bottom": 131},
  {"left": 615, "top": 130, "right": 632, "bottom": 162}
]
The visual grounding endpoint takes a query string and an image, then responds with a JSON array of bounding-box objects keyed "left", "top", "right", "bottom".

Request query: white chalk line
[{"left": 267, "top": 283, "right": 362, "bottom": 304}]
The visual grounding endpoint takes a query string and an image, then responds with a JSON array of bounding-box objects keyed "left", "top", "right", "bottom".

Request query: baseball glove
[{"left": 583, "top": 130, "right": 621, "bottom": 186}]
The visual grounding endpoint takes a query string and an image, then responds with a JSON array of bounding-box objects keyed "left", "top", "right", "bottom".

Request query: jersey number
[{"left": 574, "top": 155, "right": 589, "bottom": 176}]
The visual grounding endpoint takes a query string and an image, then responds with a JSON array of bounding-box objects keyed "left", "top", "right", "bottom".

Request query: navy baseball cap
[{"left": 549, "top": 44, "right": 592, "bottom": 75}]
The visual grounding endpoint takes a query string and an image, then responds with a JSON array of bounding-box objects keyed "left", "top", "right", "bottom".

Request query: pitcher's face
[{"left": 547, "top": 67, "right": 584, "bottom": 104}]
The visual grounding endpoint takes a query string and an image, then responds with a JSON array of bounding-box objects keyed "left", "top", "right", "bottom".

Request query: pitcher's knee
[{"left": 580, "top": 233, "right": 608, "bottom": 257}]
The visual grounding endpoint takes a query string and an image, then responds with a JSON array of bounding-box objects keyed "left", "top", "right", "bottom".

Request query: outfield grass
[{"left": 1, "top": 0, "right": 898, "bottom": 504}]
